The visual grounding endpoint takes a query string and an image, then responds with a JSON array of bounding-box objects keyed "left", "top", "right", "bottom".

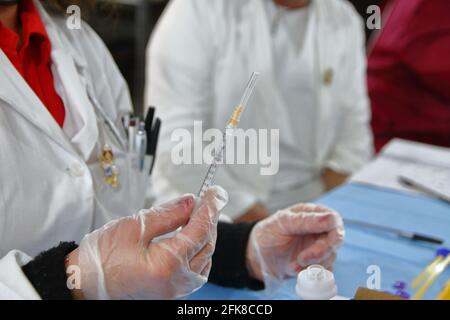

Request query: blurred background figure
[
  {"left": 145, "top": 0, "right": 373, "bottom": 223},
  {"left": 368, "top": 0, "right": 450, "bottom": 152}
]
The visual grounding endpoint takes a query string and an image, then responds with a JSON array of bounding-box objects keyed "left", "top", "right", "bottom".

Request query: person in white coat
[
  {"left": 0, "top": 0, "right": 345, "bottom": 299},
  {"left": 146, "top": 0, "right": 373, "bottom": 222}
]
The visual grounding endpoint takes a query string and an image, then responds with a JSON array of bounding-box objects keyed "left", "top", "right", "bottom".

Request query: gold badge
[
  {"left": 100, "top": 144, "right": 119, "bottom": 188},
  {"left": 323, "top": 68, "right": 333, "bottom": 86}
]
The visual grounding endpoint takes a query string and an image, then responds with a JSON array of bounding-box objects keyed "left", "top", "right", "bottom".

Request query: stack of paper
[{"left": 351, "top": 139, "right": 450, "bottom": 202}]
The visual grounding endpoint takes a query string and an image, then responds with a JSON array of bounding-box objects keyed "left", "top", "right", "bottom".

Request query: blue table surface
[{"left": 189, "top": 183, "right": 450, "bottom": 300}]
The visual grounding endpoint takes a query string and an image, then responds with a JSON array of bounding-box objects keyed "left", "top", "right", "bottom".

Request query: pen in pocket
[
  {"left": 128, "top": 118, "right": 137, "bottom": 153},
  {"left": 136, "top": 121, "right": 147, "bottom": 171}
]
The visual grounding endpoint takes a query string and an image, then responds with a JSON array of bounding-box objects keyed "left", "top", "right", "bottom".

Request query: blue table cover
[{"left": 189, "top": 183, "right": 450, "bottom": 300}]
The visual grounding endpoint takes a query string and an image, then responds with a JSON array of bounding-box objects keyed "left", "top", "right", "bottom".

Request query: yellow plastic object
[
  {"left": 436, "top": 280, "right": 450, "bottom": 300},
  {"left": 412, "top": 255, "right": 450, "bottom": 300},
  {"left": 227, "top": 105, "right": 243, "bottom": 128},
  {"left": 411, "top": 256, "right": 444, "bottom": 289}
]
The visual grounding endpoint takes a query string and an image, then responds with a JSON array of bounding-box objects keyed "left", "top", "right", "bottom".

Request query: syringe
[{"left": 197, "top": 72, "right": 260, "bottom": 198}]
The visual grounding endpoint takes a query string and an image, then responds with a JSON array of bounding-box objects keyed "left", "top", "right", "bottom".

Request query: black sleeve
[
  {"left": 209, "top": 222, "right": 264, "bottom": 290},
  {"left": 22, "top": 242, "right": 78, "bottom": 300}
]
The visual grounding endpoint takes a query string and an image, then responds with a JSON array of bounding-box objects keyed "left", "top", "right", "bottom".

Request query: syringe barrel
[
  {"left": 198, "top": 164, "right": 218, "bottom": 198},
  {"left": 199, "top": 133, "right": 224, "bottom": 191}
]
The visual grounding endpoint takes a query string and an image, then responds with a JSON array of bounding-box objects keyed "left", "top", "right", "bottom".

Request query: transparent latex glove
[
  {"left": 76, "top": 186, "right": 228, "bottom": 300},
  {"left": 246, "top": 203, "right": 345, "bottom": 291}
]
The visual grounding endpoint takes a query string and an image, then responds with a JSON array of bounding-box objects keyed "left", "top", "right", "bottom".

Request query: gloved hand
[
  {"left": 245, "top": 203, "right": 344, "bottom": 291},
  {"left": 71, "top": 186, "right": 228, "bottom": 299}
]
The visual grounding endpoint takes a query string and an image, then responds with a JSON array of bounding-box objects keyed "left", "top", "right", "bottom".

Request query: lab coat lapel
[
  {"left": 313, "top": 0, "right": 330, "bottom": 161},
  {"left": 0, "top": 50, "right": 76, "bottom": 155},
  {"left": 252, "top": 0, "right": 281, "bottom": 132},
  {"left": 50, "top": 49, "right": 99, "bottom": 161},
  {"left": 36, "top": 0, "right": 99, "bottom": 161}
]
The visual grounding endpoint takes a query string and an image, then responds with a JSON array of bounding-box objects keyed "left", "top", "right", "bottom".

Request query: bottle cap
[
  {"left": 395, "top": 290, "right": 410, "bottom": 299},
  {"left": 436, "top": 248, "right": 450, "bottom": 257},
  {"left": 296, "top": 265, "right": 337, "bottom": 300},
  {"left": 393, "top": 281, "right": 406, "bottom": 290}
]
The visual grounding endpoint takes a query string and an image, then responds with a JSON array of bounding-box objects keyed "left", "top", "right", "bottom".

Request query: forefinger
[{"left": 281, "top": 210, "right": 338, "bottom": 236}]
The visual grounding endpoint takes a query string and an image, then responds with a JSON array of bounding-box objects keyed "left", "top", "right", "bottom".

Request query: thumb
[{"left": 140, "top": 194, "right": 195, "bottom": 243}]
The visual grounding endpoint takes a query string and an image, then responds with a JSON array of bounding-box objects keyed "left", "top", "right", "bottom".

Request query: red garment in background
[
  {"left": 0, "top": 0, "right": 65, "bottom": 127},
  {"left": 368, "top": 0, "right": 450, "bottom": 152}
]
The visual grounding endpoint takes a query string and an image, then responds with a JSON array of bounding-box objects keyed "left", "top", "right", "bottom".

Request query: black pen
[
  {"left": 399, "top": 176, "right": 450, "bottom": 204},
  {"left": 344, "top": 218, "right": 444, "bottom": 245},
  {"left": 148, "top": 118, "right": 161, "bottom": 175},
  {"left": 145, "top": 106, "right": 155, "bottom": 155}
]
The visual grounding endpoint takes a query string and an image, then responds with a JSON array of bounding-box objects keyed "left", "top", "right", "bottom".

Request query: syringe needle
[{"left": 239, "top": 72, "right": 260, "bottom": 111}]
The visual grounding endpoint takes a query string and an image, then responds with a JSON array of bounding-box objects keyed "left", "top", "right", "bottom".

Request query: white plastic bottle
[{"left": 296, "top": 265, "right": 338, "bottom": 300}]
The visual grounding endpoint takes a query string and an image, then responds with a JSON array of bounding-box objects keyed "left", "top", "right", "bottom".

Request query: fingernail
[
  {"left": 300, "top": 249, "right": 322, "bottom": 263},
  {"left": 302, "top": 253, "right": 314, "bottom": 261},
  {"left": 319, "top": 215, "right": 331, "bottom": 222},
  {"left": 211, "top": 186, "right": 229, "bottom": 210},
  {"left": 178, "top": 194, "right": 194, "bottom": 212}
]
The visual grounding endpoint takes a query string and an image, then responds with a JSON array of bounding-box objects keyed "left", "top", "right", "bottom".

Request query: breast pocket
[
  {"left": 88, "top": 120, "right": 153, "bottom": 223},
  {"left": 125, "top": 153, "right": 153, "bottom": 212}
]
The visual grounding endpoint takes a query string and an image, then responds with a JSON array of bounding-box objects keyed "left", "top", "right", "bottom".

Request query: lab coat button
[
  {"left": 69, "top": 163, "right": 85, "bottom": 177},
  {"left": 323, "top": 68, "right": 333, "bottom": 86}
]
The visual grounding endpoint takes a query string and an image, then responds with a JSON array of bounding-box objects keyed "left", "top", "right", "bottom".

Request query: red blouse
[
  {"left": 368, "top": 0, "right": 450, "bottom": 152},
  {"left": 0, "top": 0, "right": 65, "bottom": 127}
]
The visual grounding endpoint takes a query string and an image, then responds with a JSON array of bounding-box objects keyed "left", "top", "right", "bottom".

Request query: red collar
[{"left": 0, "top": 0, "right": 51, "bottom": 62}]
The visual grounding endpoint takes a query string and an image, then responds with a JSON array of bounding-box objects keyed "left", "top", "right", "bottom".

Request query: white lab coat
[
  {"left": 0, "top": 1, "right": 151, "bottom": 298},
  {"left": 146, "top": 0, "right": 373, "bottom": 218}
]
